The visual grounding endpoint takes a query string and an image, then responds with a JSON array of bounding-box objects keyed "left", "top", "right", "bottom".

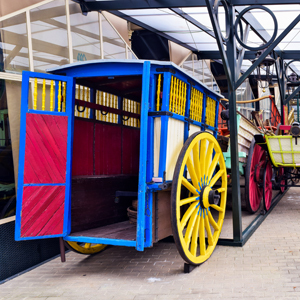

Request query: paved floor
[{"left": 1, "top": 187, "right": 300, "bottom": 299}]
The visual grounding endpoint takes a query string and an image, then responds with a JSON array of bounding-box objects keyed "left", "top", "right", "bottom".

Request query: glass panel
[
  {"left": 101, "top": 14, "right": 126, "bottom": 59},
  {"left": 69, "top": 4, "right": 101, "bottom": 62},
  {"left": 0, "top": 13, "right": 29, "bottom": 72},
  {"left": 31, "top": 0, "right": 69, "bottom": 72},
  {"left": 1, "top": 79, "right": 21, "bottom": 219},
  {"left": 181, "top": 53, "right": 194, "bottom": 78},
  {"left": 127, "top": 47, "right": 137, "bottom": 60}
]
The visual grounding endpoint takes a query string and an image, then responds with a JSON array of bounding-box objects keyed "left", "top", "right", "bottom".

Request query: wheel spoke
[
  {"left": 207, "top": 153, "right": 220, "bottom": 182},
  {"left": 186, "top": 155, "right": 199, "bottom": 188},
  {"left": 199, "top": 211, "right": 206, "bottom": 255},
  {"left": 217, "top": 187, "right": 226, "bottom": 193},
  {"left": 204, "top": 210, "right": 214, "bottom": 246},
  {"left": 205, "top": 142, "right": 214, "bottom": 178},
  {"left": 182, "top": 177, "right": 198, "bottom": 195},
  {"left": 84, "top": 243, "right": 91, "bottom": 249},
  {"left": 193, "top": 141, "right": 201, "bottom": 183},
  {"left": 210, "top": 204, "right": 224, "bottom": 212},
  {"left": 180, "top": 201, "right": 198, "bottom": 229},
  {"left": 210, "top": 169, "right": 225, "bottom": 187},
  {"left": 180, "top": 196, "right": 199, "bottom": 206},
  {"left": 184, "top": 209, "right": 198, "bottom": 246},
  {"left": 200, "top": 139, "right": 207, "bottom": 182},
  {"left": 191, "top": 214, "right": 200, "bottom": 256},
  {"left": 207, "top": 209, "right": 220, "bottom": 231}
]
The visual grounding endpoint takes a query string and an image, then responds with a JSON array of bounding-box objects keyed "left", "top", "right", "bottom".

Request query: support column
[{"left": 227, "top": 4, "right": 242, "bottom": 242}]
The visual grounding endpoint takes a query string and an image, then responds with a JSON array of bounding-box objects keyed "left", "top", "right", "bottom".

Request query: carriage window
[
  {"left": 75, "top": 85, "right": 91, "bottom": 118},
  {"left": 95, "top": 90, "right": 118, "bottom": 123},
  {"left": 169, "top": 75, "right": 187, "bottom": 116},
  {"left": 205, "top": 96, "right": 216, "bottom": 127},
  {"left": 29, "top": 77, "right": 67, "bottom": 112},
  {"left": 123, "top": 98, "right": 140, "bottom": 128},
  {"left": 189, "top": 87, "right": 203, "bottom": 123}
]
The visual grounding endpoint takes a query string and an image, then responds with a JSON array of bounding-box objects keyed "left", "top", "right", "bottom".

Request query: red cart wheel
[
  {"left": 279, "top": 167, "right": 285, "bottom": 193},
  {"left": 263, "top": 161, "right": 272, "bottom": 211},
  {"left": 245, "top": 140, "right": 266, "bottom": 213}
]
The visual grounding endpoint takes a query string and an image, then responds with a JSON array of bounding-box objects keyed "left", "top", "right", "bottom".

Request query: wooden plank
[
  {"left": 152, "top": 191, "right": 172, "bottom": 243},
  {"left": 122, "top": 126, "right": 140, "bottom": 174},
  {"left": 166, "top": 118, "right": 184, "bottom": 180},
  {"left": 94, "top": 123, "right": 122, "bottom": 175},
  {"left": 21, "top": 186, "right": 65, "bottom": 237},
  {"left": 153, "top": 118, "right": 161, "bottom": 177},
  {"left": 70, "top": 221, "right": 136, "bottom": 240},
  {"left": 72, "top": 119, "right": 94, "bottom": 176}
]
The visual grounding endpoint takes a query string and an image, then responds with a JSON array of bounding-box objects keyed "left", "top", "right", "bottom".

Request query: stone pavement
[{"left": 1, "top": 187, "right": 300, "bottom": 300}]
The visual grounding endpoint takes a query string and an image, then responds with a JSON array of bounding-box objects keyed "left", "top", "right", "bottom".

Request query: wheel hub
[{"left": 199, "top": 185, "right": 220, "bottom": 208}]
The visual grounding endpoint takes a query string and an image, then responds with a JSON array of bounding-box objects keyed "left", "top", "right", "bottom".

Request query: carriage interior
[{"left": 70, "top": 75, "right": 142, "bottom": 241}]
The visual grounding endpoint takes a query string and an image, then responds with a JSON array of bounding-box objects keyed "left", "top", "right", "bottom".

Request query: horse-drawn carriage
[{"left": 15, "top": 59, "right": 227, "bottom": 266}]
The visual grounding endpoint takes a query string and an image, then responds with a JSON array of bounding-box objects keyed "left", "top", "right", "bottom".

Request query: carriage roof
[{"left": 48, "top": 59, "right": 223, "bottom": 101}]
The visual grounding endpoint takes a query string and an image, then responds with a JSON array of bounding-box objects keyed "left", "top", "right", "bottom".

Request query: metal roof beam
[{"left": 73, "top": 0, "right": 300, "bottom": 12}]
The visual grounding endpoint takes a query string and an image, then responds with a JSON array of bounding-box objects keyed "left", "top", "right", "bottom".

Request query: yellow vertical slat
[
  {"left": 190, "top": 88, "right": 194, "bottom": 120},
  {"left": 33, "top": 78, "right": 38, "bottom": 110},
  {"left": 50, "top": 80, "right": 54, "bottom": 112},
  {"left": 63, "top": 82, "right": 66, "bottom": 112},
  {"left": 170, "top": 76, "right": 174, "bottom": 113},
  {"left": 183, "top": 83, "right": 187, "bottom": 116},
  {"left": 157, "top": 74, "right": 161, "bottom": 112},
  {"left": 86, "top": 88, "right": 90, "bottom": 119},
  {"left": 58, "top": 81, "right": 62, "bottom": 112},
  {"left": 42, "top": 79, "right": 46, "bottom": 111}
]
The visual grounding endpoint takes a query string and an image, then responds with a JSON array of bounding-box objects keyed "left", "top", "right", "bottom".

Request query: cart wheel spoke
[
  {"left": 199, "top": 212, "right": 206, "bottom": 256},
  {"left": 180, "top": 196, "right": 199, "bottom": 206},
  {"left": 182, "top": 177, "right": 198, "bottom": 195},
  {"left": 190, "top": 214, "right": 200, "bottom": 256},
  {"left": 171, "top": 132, "right": 227, "bottom": 265}
]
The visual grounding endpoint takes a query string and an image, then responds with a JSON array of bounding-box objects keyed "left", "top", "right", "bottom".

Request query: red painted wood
[
  {"left": 21, "top": 185, "right": 65, "bottom": 237},
  {"left": 122, "top": 127, "right": 140, "bottom": 174},
  {"left": 95, "top": 123, "right": 122, "bottom": 175},
  {"left": 72, "top": 119, "right": 94, "bottom": 176},
  {"left": 39, "top": 204, "right": 64, "bottom": 236},
  {"left": 27, "top": 114, "right": 66, "bottom": 181},
  {"left": 23, "top": 114, "right": 68, "bottom": 184}
]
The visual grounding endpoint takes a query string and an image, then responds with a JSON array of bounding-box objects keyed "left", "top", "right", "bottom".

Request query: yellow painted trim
[{"left": 33, "top": 78, "right": 38, "bottom": 110}]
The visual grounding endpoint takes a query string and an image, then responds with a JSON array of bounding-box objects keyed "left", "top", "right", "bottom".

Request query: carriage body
[{"left": 15, "top": 60, "right": 225, "bottom": 264}]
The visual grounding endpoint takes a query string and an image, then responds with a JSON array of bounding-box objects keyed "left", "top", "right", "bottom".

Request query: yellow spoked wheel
[
  {"left": 65, "top": 241, "right": 107, "bottom": 255},
  {"left": 171, "top": 132, "right": 227, "bottom": 265}
]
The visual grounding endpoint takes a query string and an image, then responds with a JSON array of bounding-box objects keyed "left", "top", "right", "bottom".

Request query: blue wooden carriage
[{"left": 15, "top": 59, "right": 227, "bottom": 266}]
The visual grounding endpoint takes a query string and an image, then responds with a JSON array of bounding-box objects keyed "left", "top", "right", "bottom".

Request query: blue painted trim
[
  {"left": 144, "top": 190, "right": 153, "bottom": 248},
  {"left": 136, "top": 61, "right": 151, "bottom": 251},
  {"left": 64, "top": 235, "right": 136, "bottom": 247},
  {"left": 214, "top": 99, "right": 220, "bottom": 139},
  {"left": 64, "top": 77, "right": 76, "bottom": 236},
  {"left": 15, "top": 71, "right": 30, "bottom": 241},
  {"left": 28, "top": 109, "right": 68, "bottom": 116},
  {"left": 23, "top": 183, "right": 66, "bottom": 187},
  {"left": 22, "top": 70, "right": 72, "bottom": 81},
  {"left": 118, "top": 96, "right": 122, "bottom": 124},
  {"left": 184, "top": 83, "right": 192, "bottom": 142},
  {"left": 161, "top": 72, "right": 171, "bottom": 111},
  {"left": 202, "top": 92, "right": 207, "bottom": 132},
  {"left": 146, "top": 74, "right": 156, "bottom": 183},
  {"left": 54, "top": 80, "right": 59, "bottom": 112},
  {"left": 89, "top": 88, "right": 95, "bottom": 119},
  {"left": 16, "top": 233, "right": 67, "bottom": 241},
  {"left": 51, "top": 63, "right": 144, "bottom": 79}
]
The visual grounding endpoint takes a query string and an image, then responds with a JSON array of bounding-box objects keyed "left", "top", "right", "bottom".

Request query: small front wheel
[
  {"left": 171, "top": 132, "right": 227, "bottom": 265},
  {"left": 65, "top": 241, "right": 107, "bottom": 255}
]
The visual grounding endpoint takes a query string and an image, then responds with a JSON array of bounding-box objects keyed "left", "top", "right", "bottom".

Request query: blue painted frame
[{"left": 15, "top": 71, "right": 75, "bottom": 241}]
